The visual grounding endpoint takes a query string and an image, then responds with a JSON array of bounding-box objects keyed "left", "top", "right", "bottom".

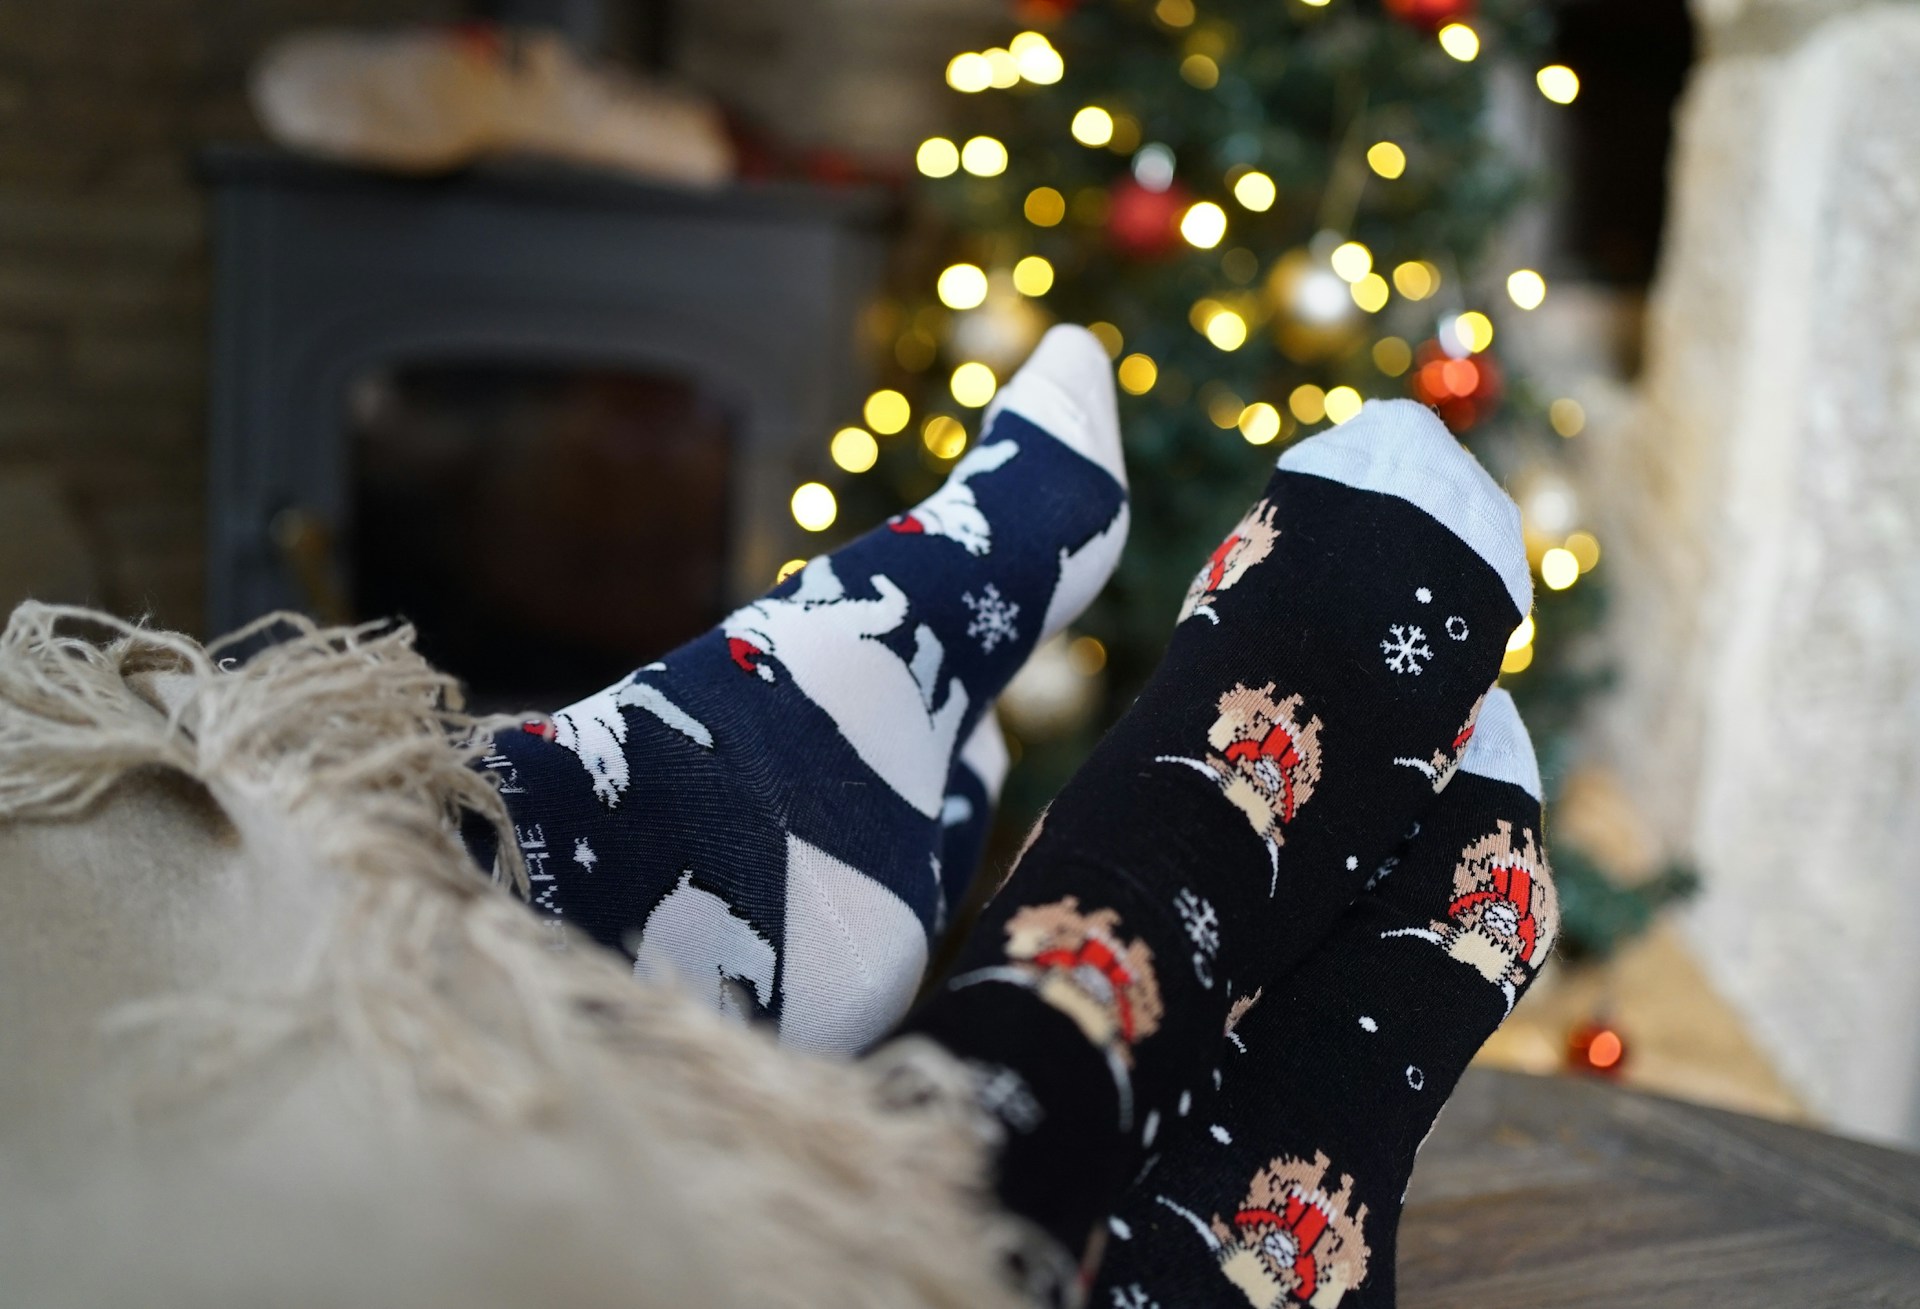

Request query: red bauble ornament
[
  {"left": 1408, "top": 338, "right": 1502, "bottom": 432},
  {"left": 1106, "top": 178, "right": 1191, "bottom": 261},
  {"left": 1384, "top": 0, "right": 1475, "bottom": 32},
  {"left": 1566, "top": 1020, "right": 1629, "bottom": 1078}
]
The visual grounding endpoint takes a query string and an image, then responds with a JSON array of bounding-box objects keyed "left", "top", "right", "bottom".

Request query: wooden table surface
[{"left": 1401, "top": 1069, "right": 1920, "bottom": 1307}]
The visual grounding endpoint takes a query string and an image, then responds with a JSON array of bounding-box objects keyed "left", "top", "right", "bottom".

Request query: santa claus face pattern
[
  {"left": 1206, "top": 1151, "right": 1371, "bottom": 1308},
  {"left": 999, "top": 896, "right": 1165, "bottom": 1063},
  {"left": 1179, "top": 500, "right": 1282, "bottom": 625},
  {"left": 1424, "top": 820, "right": 1557, "bottom": 992},
  {"left": 1204, "top": 683, "right": 1325, "bottom": 850}
]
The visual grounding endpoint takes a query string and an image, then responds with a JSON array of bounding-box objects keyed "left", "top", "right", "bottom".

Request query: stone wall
[
  {"left": 0, "top": 2, "right": 460, "bottom": 635},
  {"left": 1597, "top": 0, "right": 1920, "bottom": 1145}
]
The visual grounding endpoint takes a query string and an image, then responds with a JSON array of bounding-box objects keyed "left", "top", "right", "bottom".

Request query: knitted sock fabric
[
  {"left": 1092, "top": 689, "right": 1554, "bottom": 1309},
  {"left": 935, "top": 713, "right": 1013, "bottom": 937},
  {"left": 473, "top": 326, "right": 1128, "bottom": 1054},
  {"left": 898, "top": 401, "right": 1530, "bottom": 1265}
]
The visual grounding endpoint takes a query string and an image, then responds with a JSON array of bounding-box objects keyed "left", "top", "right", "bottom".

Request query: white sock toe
[
  {"left": 1459, "top": 688, "right": 1541, "bottom": 800},
  {"left": 1277, "top": 399, "right": 1530, "bottom": 617},
  {"left": 986, "top": 324, "right": 1128, "bottom": 489}
]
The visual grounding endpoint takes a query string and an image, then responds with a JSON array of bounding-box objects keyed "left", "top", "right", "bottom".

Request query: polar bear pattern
[
  {"left": 887, "top": 439, "right": 1018, "bottom": 555},
  {"left": 546, "top": 668, "right": 713, "bottom": 806},
  {"left": 630, "top": 870, "right": 777, "bottom": 1021},
  {"left": 722, "top": 557, "right": 969, "bottom": 819}
]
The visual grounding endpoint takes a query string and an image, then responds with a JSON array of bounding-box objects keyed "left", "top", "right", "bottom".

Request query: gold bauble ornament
[
  {"left": 948, "top": 279, "right": 1051, "bottom": 375},
  {"left": 1264, "top": 247, "right": 1365, "bottom": 363}
]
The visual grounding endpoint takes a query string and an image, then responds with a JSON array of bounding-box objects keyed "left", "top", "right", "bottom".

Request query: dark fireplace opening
[{"left": 348, "top": 361, "right": 734, "bottom": 712}]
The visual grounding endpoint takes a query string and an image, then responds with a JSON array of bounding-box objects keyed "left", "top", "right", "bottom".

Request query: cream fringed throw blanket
[{"left": 0, "top": 603, "right": 1027, "bottom": 1309}]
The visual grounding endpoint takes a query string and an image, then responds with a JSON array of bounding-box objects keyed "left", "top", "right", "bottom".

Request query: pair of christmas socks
[
  {"left": 894, "top": 396, "right": 1536, "bottom": 1285},
  {"left": 473, "top": 326, "right": 1129, "bottom": 1054},
  {"left": 1092, "top": 689, "right": 1554, "bottom": 1309}
]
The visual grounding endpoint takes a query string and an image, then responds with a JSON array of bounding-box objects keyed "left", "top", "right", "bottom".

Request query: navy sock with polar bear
[
  {"left": 473, "top": 327, "right": 1128, "bottom": 1054},
  {"left": 1093, "top": 690, "right": 1554, "bottom": 1309},
  {"left": 896, "top": 400, "right": 1530, "bottom": 1267}
]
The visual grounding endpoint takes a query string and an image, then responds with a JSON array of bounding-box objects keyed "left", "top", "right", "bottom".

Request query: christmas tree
[{"left": 806, "top": 0, "right": 1692, "bottom": 957}]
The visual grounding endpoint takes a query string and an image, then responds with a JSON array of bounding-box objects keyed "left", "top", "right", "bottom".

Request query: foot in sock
[
  {"left": 474, "top": 326, "right": 1128, "bottom": 1053},
  {"left": 934, "top": 713, "right": 1013, "bottom": 939},
  {"left": 894, "top": 399, "right": 1530, "bottom": 1266},
  {"left": 1093, "top": 690, "right": 1554, "bottom": 1309}
]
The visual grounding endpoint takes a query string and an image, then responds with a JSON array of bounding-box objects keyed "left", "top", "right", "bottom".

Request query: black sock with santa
[
  {"left": 895, "top": 401, "right": 1531, "bottom": 1274},
  {"left": 1091, "top": 689, "right": 1554, "bottom": 1309}
]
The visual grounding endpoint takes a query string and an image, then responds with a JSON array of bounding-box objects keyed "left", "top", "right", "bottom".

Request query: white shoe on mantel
[{"left": 250, "top": 23, "right": 735, "bottom": 186}]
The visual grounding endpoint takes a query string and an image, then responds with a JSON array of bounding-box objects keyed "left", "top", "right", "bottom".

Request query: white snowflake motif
[
  {"left": 961, "top": 584, "right": 1021, "bottom": 653},
  {"left": 1445, "top": 615, "right": 1470, "bottom": 641},
  {"left": 1175, "top": 888, "right": 1220, "bottom": 988},
  {"left": 1111, "top": 1285, "right": 1160, "bottom": 1309},
  {"left": 1381, "top": 623, "right": 1435, "bottom": 675},
  {"left": 572, "top": 837, "right": 597, "bottom": 871}
]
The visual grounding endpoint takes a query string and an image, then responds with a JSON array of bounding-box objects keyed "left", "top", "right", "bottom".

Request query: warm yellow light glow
[
  {"left": 1454, "top": 310, "right": 1495, "bottom": 353},
  {"left": 1204, "top": 309, "right": 1248, "bottom": 350},
  {"left": 1501, "top": 642, "right": 1534, "bottom": 675},
  {"left": 1087, "top": 322, "right": 1124, "bottom": 357},
  {"left": 1117, "top": 352, "right": 1158, "bottom": 395},
  {"left": 961, "top": 136, "right": 1008, "bottom": 176},
  {"left": 1180, "top": 200, "right": 1229, "bottom": 249},
  {"left": 1238, "top": 401, "right": 1282, "bottom": 445},
  {"left": 1438, "top": 23, "right": 1480, "bottom": 61},
  {"left": 791, "top": 482, "right": 837, "bottom": 532},
  {"left": 1232, "top": 170, "right": 1276, "bottom": 212},
  {"left": 1068, "top": 634, "right": 1107, "bottom": 674},
  {"left": 1289, "top": 384, "right": 1327, "bottom": 424},
  {"left": 775, "top": 558, "right": 807, "bottom": 584},
  {"left": 1351, "top": 272, "right": 1390, "bottom": 313},
  {"left": 1013, "top": 255, "right": 1055, "bottom": 297},
  {"left": 1324, "top": 386, "right": 1363, "bottom": 424},
  {"left": 1180, "top": 54, "right": 1219, "bottom": 88},
  {"left": 922, "top": 414, "right": 968, "bottom": 460},
  {"left": 830, "top": 426, "right": 878, "bottom": 473},
  {"left": 1189, "top": 298, "right": 1223, "bottom": 332},
  {"left": 1154, "top": 0, "right": 1195, "bottom": 27},
  {"left": 1537, "top": 64, "right": 1580, "bottom": 104},
  {"left": 1550, "top": 397, "right": 1586, "bottom": 437},
  {"left": 1011, "top": 32, "right": 1064, "bottom": 84},
  {"left": 916, "top": 137, "right": 959, "bottom": 178},
  {"left": 946, "top": 52, "right": 992, "bottom": 93},
  {"left": 1302, "top": 0, "right": 1330, "bottom": 6},
  {"left": 1507, "top": 269, "right": 1547, "bottom": 310},
  {"left": 1071, "top": 106, "right": 1115, "bottom": 147},
  {"left": 936, "top": 263, "right": 989, "bottom": 310},
  {"left": 1024, "top": 186, "right": 1066, "bottom": 227},
  {"left": 1392, "top": 260, "right": 1439, "bottom": 300},
  {"left": 1107, "top": 113, "right": 1142, "bottom": 154},
  {"left": 1373, "top": 336, "right": 1413, "bottom": 376},
  {"left": 1200, "top": 388, "right": 1239, "bottom": 428},
  {"left": 1366, "top": 141, "right": 1406, "bottom": 179},
  {"left": 864, "top": 389, "right": 911, "bottom": 435},
  {"left": 983, "top": 47, "right": 1020, "bottom": 89},
  {"left": 1329, "top": 240, "right": 1373, "bottom": 283},
  {"left": 1507, "top": 615, "right": 1535, "bottom": 652},
  {"left": 950, "top": 361, "right": 998, "bottom": 407},
  {"left": 1541, "top": 547, "right": 1579, "bottom": 590},
  {"left": 1565, "top": 531, "right": 1601, "bottom": 572}
]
